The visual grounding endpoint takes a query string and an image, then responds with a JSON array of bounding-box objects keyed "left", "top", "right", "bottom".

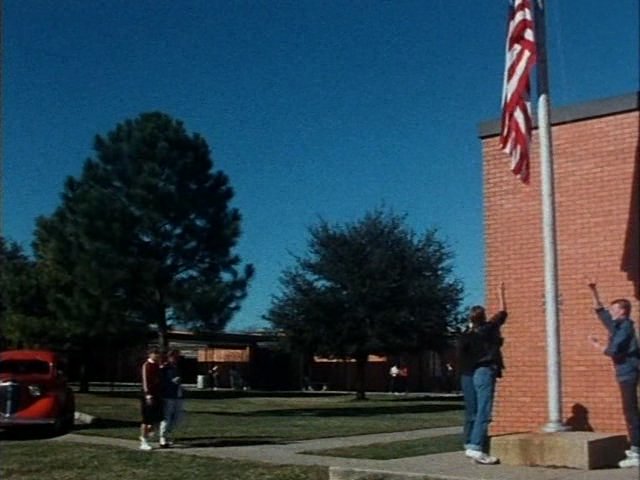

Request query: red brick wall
[{"left": 482, "top": 109, "right": 640, "bottom": 435}]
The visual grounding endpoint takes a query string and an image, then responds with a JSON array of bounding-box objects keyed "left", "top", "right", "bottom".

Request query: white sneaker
[
  {"left": 624, "top": 449, "right": 639, "bottom": 458},
  {"left": 139, "top": 437, "right": 152, "bottom": 451},
  {"left": 465, "top": 449, "right": 499, "bottom": 465},
  {"left": 619, "top": 456, "right": 640, "bottom": 468},
  {"left": 159, "top": 436, "right": 171, "bottom": 448}
]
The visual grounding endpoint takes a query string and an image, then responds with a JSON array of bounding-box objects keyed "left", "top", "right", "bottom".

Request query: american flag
[{"left": 500, "top": 0, "right": 537, "bottom": 183}]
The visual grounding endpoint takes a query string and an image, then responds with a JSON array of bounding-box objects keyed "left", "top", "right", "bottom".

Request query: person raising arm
[{"left": 586, "top": 280, "right": 640, "bottom": 468}]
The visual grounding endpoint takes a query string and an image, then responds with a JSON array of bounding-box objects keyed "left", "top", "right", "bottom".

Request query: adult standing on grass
[
  {"left": 457, "top": 282, "right": 507, "bottom": 465},
  {"left": 209, "top": 363, "right": 219, "bottom": 390},
  {"left": 139, "top": 347, "right": 163, "bottom": 451},
  {"left": 159, "top": 349, "right": 184, "bottom": 448},
  {"left": 389, "top": 364, "right": 399, "bottom": 394},
  {"left": 398, "top": 364, "right": 409, "bottom": 394},
  {"left": 587, "top": 280, "right": 640, "bottom": 468}
]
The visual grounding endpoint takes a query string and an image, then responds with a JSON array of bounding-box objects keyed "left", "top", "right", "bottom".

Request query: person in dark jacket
[
  {"left": 587, "top": 280, "right": 639, "bottom": 468},
  {"left": 458, "top": 282, "right": 507, "bottom": 465},
  {"left": 159, "top": 349, "right": 184, "bottom": 448}
]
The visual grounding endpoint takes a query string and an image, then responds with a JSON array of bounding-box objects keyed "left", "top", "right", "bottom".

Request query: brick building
[{"left": 478, "top": 92, "right": 639, "bottom": 435}]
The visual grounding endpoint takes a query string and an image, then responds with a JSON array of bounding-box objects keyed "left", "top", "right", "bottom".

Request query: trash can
[{"left": 197, "top": 374, "right": 210, "bottom": 389}]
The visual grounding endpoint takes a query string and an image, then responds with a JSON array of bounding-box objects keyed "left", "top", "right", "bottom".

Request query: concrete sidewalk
[{"left": 55, "top": 427, "right": 637, "bottom": 480}]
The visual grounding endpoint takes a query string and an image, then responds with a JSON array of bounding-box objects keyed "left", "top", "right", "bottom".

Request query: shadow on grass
[
  {"left": 76, "top": 389, "right": 347, "bottom": 400},
  {"left": 76, "top": 389, "right": 462, "bottom": 401},
  {"left": 186, "top": 390, "right": 347, "bottom": 400},
  {"left": 73, "top": 418, "right": 140, "bottom": 430},
  {"left": 188, "top": 402, "right": 463, "bottom": 418},
  {"left": 0, "top": 428, "right": 66, "bottom": 441},
  {"left": 177, "top": 435, "right": 284, "bottom": 448},
  {"left": 394, "top": 394, "right": 463, "bottom": 402}
]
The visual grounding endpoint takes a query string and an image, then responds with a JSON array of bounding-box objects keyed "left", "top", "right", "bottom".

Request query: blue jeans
[
  {"left": 461, "top": 366, "right": 496, "bottom": 452},
  {"left": 461, "top": 373, "right": 475, "bottom": 448},
  {"left": 160, "top": 398, "right": 184, "bottom": 438},
  {"left": 619, "top": 373, "right": 640, "bottom": 449}
]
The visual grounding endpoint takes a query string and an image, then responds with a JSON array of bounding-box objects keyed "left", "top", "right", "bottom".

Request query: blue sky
[{"left": 4, "top": 1, "right": 638, "bottom": 331}]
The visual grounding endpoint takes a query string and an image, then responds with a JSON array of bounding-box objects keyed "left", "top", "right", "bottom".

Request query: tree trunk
[
  {"left": 354, "top": 354, "right": 367, "bottom": 400},
  {"left": 156, "top": 302, "right": 169, "bottom": 351},
  {"left": 79, "top": 345, "right": 90, "bottom": 393},
  {"left": 157, "top": 326, "right": 168, "bottom": 351},
  {"left": 79, "top": 363, "right": 89, "bottom": 393}
]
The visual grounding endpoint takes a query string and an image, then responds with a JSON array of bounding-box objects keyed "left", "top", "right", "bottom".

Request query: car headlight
[{"left": 28, "top": 385, "right": 43, "bottom": 397}]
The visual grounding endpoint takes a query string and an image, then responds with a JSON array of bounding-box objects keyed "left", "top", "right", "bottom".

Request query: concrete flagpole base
[{"left": 490, "top": 431, "right": 628, "bottom": 469}]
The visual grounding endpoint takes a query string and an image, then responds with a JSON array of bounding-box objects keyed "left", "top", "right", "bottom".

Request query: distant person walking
[
  {"left": 587, "top": 280, "right": 640, "bottom": 468},
  {"left": 209, "top": 364, "right": 219, "bottom": 390},
  {"left": 229, "top": 364, "right": 242, "bottom": 390},
  {"left": 445, "top": 362, "right": 455, "bottom": 393},
  {"left": 457, "top": 282, "right": 507, "bottom": 465},
  {"left": 398, "top": 365, "right": 409, "bottom": 393},
  {"left": 159, "top": 349, "right": 184, "bottom": 448},
  {"left": 139, "top": 348, "right": 162, "bottom": 451},
  {"left": 389, "top": 364, "right": 399, "bottom": 394}
]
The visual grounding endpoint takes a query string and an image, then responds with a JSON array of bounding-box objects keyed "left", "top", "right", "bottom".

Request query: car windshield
[{"left": 0, "top": 360, "right": 50, "bottom": 375}]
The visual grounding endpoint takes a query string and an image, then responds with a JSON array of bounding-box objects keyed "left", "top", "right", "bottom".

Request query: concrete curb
[
  {"left": 54, "top": 429, "right": 634, "bottom": 480},
  {"left": 329, "top": 467, "right": 432, "bottom": 480}
]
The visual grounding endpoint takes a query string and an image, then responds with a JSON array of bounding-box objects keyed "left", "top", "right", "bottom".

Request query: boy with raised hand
[{"left": 587, "top": 280, "right": 640, "bottom": 468}]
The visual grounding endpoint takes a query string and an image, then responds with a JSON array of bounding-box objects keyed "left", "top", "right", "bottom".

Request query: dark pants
[
  {"left": 389, "top": 376, "right": 397, "bottom": 393},
  {"left": 619, "top": 374, "right": 640, "bottom": 449},
  {"left": 140, "top": 396, "right": 163, "bottom": 425}
]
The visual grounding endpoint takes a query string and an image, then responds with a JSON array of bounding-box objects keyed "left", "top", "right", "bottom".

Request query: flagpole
[
  {"left": 534, "top": 0, "right": 565, "bottom": 433},
  {"left": 0, "top": 0, "right": 3, "bottom": 238}
]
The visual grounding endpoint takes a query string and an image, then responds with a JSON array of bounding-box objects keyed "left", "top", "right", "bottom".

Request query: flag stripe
[{"left": 500, "top": 0, "right": 537, "bottom": 183}]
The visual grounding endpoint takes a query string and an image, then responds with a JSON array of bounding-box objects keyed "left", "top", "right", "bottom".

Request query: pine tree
[{"left": 35, "top": 112, "right": 254, "bottom": 352}]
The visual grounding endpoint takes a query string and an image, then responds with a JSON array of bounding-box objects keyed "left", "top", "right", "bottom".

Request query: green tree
[
  {"left": 266, "top": 209, "right": 462, "bottom": 399},
  {"left": 0, "top": 237, "right": 60, "bottom": 349},
  {"left": 0, "top": 237, "right": 143, "bottom": 391},
  {"left": 35, "top": 213, "right": 150, "bottom": 391},
  {"left": 35, "top": 112, "right": 254, "bottom": 351}
]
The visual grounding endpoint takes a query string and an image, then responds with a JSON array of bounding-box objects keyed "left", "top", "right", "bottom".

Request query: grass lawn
[
  {"left": 74, "top": 391, "right": 464, "bottom": 446},
  {"left": 0, "top": 442, "right": 327, "bottom": 480},
  {"left": 1, "top": 392, "right": 463, "bottom": 479},
  {"left": 303, "top": 433, "right": 462, "bottom": 460}
]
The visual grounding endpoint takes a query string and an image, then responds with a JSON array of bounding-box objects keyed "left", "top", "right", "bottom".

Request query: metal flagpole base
[{"left": 542, "top": 421, "right": 570, "bottom": 433}]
